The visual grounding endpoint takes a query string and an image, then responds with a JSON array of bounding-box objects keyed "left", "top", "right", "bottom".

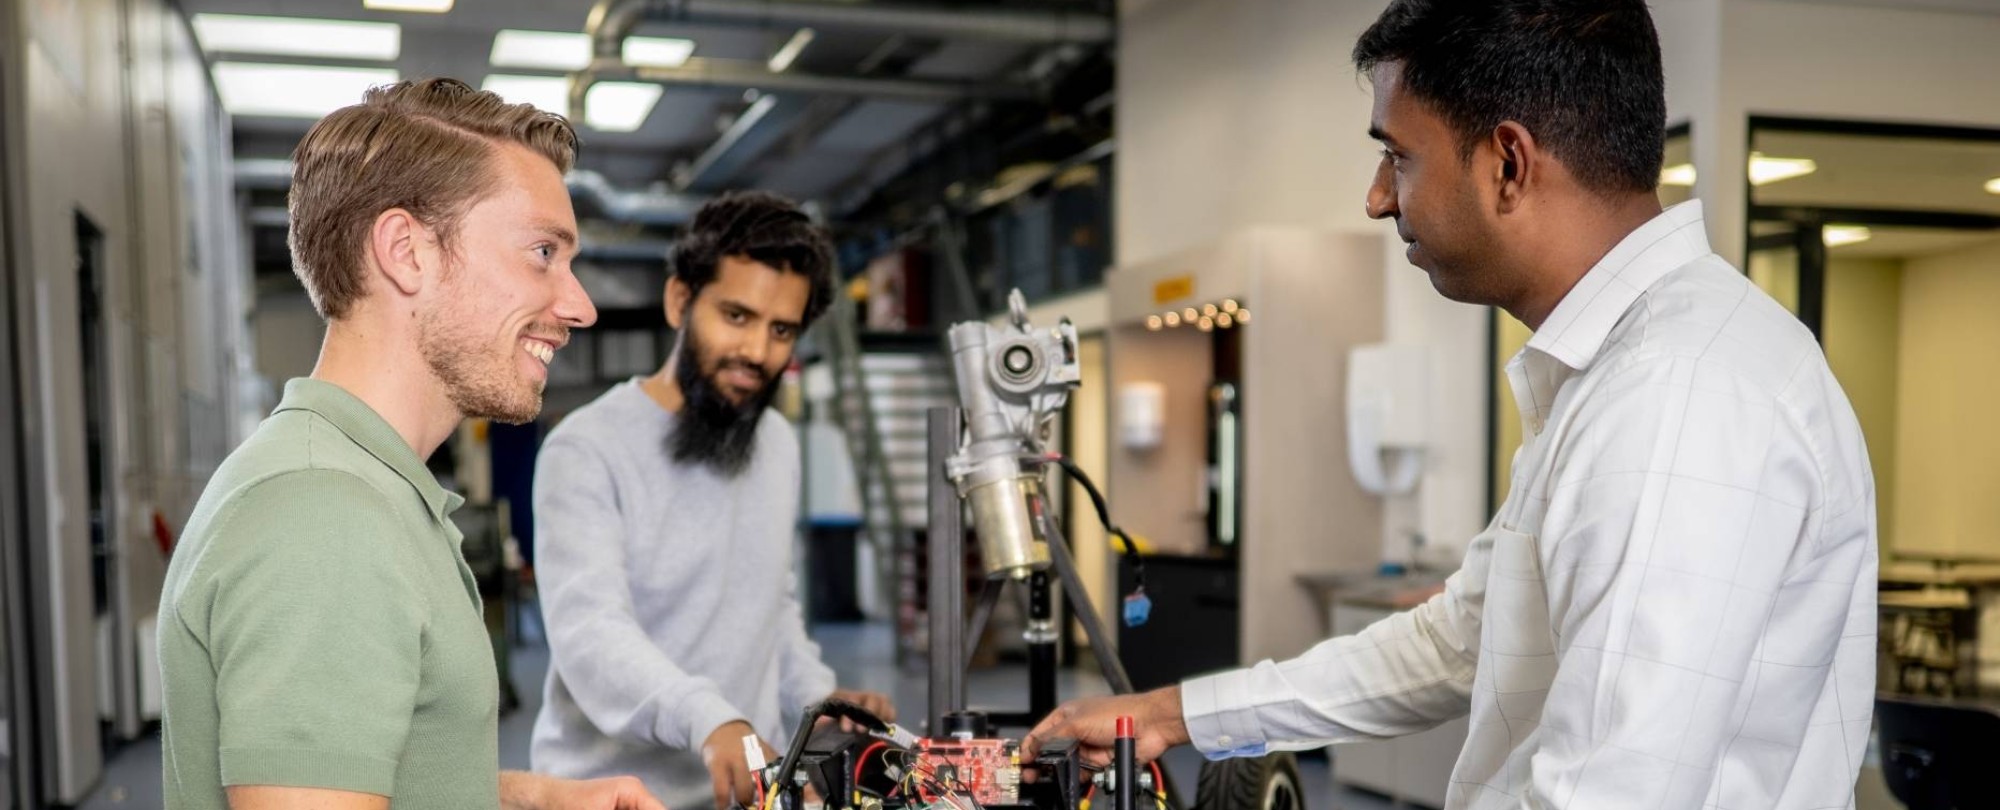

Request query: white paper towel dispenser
[{"left": 1347, "top": 343, "right": 1428, "bottom": 496}]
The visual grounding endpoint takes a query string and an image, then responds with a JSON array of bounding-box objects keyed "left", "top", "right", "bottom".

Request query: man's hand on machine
[
  {"left": 1020, "top": 686, "right": 1190, "bottom": 769},
  {"left": 701, "top": 720, "right": 777, "bottom": 809},
  {"left": 823, "top": 688, "right": 897, "bottom": 732}
]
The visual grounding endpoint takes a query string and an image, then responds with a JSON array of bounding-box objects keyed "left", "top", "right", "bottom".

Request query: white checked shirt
[{"left": 1182, "top": 202, "right": 1879, "bottom": 809}]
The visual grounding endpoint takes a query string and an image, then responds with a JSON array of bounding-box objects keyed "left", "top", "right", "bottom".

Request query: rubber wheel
[{"left": 1194, "top": 752, "right": 1303, "bottom": 810}]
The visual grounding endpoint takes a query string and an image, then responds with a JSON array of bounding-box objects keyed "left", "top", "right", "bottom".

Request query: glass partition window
[{"left": 1746, "top": 120, "right": 2000, "bottom": 571}]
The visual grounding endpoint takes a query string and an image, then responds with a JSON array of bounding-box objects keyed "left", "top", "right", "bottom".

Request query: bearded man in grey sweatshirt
[{"left": 529, "top": 191, "right": 895, "bottom": 810}]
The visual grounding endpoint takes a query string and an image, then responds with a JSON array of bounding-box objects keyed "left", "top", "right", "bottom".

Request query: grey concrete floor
[{"left": 79, "top": 617, "right": 1402, "bottom": 810}]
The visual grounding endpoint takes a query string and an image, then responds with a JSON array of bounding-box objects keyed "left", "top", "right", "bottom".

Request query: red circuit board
[{"left": 910, "top": 738, "right": 1020, "bottom": 807}]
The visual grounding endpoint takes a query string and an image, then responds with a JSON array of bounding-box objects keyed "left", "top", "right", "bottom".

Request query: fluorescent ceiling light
[
  {"left": 586, "top": 82, "right": 663, "bottom": 132},
  {"left": 1823, "top": 225, "right": 1872, "bottom": 247},
  {"left": 625, "top": 37, "right": 696, "bottom": 68},
  {"left": 364, "top": 0, "right": 453, "bottom": 11},
  {"left": 492, "top": 30, "right": 696, "bottom": 71},
  {"left": 492, "top": 30, "right": 591, "bottom": 71},
  {"left": 192, "top": 14, "right": 400, "bottom": 60},
  {"left": 1986, "top": 176, "right": 2000, "bottom": 195},
  {"left": 483, "top": 75, "right": 570, "bottom": 116},
  {"left": 212, "top": 63, "right": 399, "bottom": 118},
  {"left": 1659, "top": 163, "right": 1696, "bottom": 187},
  {"left": 1749, "top": 153, "right": 1817, "bottom": 186},
  {"left": 768, "top": 28, "right": 816, "bottom": 73}
]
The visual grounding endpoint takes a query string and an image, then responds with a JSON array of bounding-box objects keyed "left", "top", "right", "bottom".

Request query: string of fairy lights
[{"left": 1144, "top": 298, "right": 1250, "bottom": 332}]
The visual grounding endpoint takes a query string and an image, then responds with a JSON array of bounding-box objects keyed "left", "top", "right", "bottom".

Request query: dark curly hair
[{"left": 668, "top": 190, "right": 836, "bottom": 328}]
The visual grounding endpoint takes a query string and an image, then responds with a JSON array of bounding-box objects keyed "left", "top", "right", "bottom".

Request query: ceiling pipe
[
  {"left": 583, "top": 59, "right": 1034, "bottom": 103},
  {"left": 572, "top": 0, "right": 1087, "bottom": 117},
  {"left": 586, "top": 0, "right": 1112, "bottom": 55},
  {"left": 566, "top": 169, "right": 707, "bottom": 225}
]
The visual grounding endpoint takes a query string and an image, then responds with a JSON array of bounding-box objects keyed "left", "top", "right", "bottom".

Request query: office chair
[{"left": 1875, "top": 695, "right": 2000, "bottom": 809}]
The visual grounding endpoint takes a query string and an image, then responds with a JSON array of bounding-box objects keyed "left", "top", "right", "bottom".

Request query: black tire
[{"left": 1194, "top": 752, "right": 1304, "bottom": 810}]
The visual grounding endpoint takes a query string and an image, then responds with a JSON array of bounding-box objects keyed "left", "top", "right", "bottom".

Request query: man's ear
[
  {"left": 1490, "top": 121, "right": 1539, "bottom": 214},
  {"left": 664, "top": 277, "right": 692, "bottom": 330},
  {"left": 369, "top": 208, "right": 433, "bottom": 297}
]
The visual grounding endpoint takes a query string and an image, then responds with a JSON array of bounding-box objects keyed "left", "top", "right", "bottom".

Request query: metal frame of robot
[{"left": 749, "top": 296, "right": 1171, "bottom": 810}]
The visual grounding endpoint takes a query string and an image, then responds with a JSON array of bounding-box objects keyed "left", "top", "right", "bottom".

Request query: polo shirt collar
[{"left": 273, "top": 378, "right": 460, "bottom": 521}]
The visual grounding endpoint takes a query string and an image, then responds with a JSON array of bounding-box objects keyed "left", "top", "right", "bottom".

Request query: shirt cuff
[
  {"left": 1180, "top": 671, "right": 1270, "bottom": 761},
  {"left": 673, "top": 690, "right": 750, "bottom": 752}
]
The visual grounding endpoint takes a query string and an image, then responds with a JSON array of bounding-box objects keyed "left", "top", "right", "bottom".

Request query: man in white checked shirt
[{"left": 1023, "top": 1, "right": 1877, "bottom": 808}]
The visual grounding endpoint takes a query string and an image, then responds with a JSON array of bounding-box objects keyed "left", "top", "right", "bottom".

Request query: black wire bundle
[{"left": 1047, "top": 454, "right": 1144, "bottom": 594}]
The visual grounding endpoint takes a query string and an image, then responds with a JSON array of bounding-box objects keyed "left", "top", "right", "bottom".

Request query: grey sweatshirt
[{"left": 529, "top": 380, "right": 837, "bottom": 808}]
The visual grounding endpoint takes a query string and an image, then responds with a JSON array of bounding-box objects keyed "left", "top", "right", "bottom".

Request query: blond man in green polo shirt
[{"left": 157, "top": 79, "right": 664, "bottom": 810}]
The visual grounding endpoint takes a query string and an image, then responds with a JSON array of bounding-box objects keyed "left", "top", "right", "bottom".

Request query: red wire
[
  {"left": 854, "top": 741, "right": 889, "bottom": 791},
  {"left": 1148, "top": 761, "right": 1164, "bottom": 795}
]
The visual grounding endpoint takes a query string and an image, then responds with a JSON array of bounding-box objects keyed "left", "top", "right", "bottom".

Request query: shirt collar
[
  {"left": 1524, "top": 200, "right": 1711, "bottom": 371},
  {"left": 273, "top": 378, "right": 459, "bottom": 522}
]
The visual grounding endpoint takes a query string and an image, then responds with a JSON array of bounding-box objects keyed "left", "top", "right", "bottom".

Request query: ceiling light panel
[
  {"left": 364, "top": 0, "right": 454, "bottom": 11},
  {"left": 482, "top": 75, "right": 570, "bottom": 116},
  {"left": 1659, "top": 163, "right": 1696, "bottom": 187},
  {"left": 192, "top": 14, "right": 400, "bottom": 60},
  {"left": 1823, "top": 225, "right": 1872, "bottom": 247},
  {"left": 625, "top": 37, "right": 696, "bottom": 68},
  {"left": 585, "top": 82, "right": 664, "bottom": 132},
  {"left": 768, "top": 28, "right": 816, "bottom": 73},
  {"left": 212, "top": 63, "right": 400, "bottom": 118},
  {"left": 492, "top": 30, "right": 591, "bottom": 71},
  {"left": 1749, "top": 153, "right": 1817, "bottom": 186},
  {"left": 1986, "top": 176, "right": 2000, "bottom": 195},
  {"left": 492, "top": 30, "right": 697, "bottom": 71}
]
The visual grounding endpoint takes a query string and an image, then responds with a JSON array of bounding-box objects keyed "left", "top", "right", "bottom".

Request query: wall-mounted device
[{"left": 1346, "top": 344, "right": 1429, "bottom": 496}]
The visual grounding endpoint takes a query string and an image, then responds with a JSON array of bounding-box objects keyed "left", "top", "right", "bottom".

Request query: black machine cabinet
[{"left": 1117, "top": 553, "right": 1240, "bottom": 692}]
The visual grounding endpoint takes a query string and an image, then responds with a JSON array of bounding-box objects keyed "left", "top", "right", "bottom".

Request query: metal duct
[
  {"left": 587, "top": 0, "right": 1113, "bottom": 59},
  {"left": 581, "top": 60, "right": 1032, "bottom": 104},
  {"left": 566, "top": 170, "right": 707, "bottom": 225}
]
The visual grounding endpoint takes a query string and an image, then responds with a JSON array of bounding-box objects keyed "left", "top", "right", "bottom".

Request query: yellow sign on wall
[{"left": 1153, "top": 275, "right": 1195, "bottom": 305}]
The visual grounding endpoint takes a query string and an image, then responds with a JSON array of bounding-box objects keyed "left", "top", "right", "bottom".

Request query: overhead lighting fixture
[
  {"left": 767, "top": 28, "right": 816, "bottom": 73},
  {"left": 192, "top": 13, "right": 400, "bottom": 60},
  {"left": 212, "top": 63, "right": 399, "bottom": 118},
  {"left": 491, "top": 30, "right": 591, "bottom": 71},
  {"left": 482, "top": 74, "right": 570, "bottom": 116},
  {"left": 1146, "top": 315, "right": 1163, "bottom": 331},
  {"left": 624, "top": 37, "right": 696, "bottom": 69},
  {"left": 364, "top": 0, "right": 454, "bottom": 12},
  {"left": 491, "top": 29, "right": 695, "bottom": 71},
  {"left": 1659, "top": 163, "right": 1696, "bottom": 187},
  {"left": 585, "top": 82, "right": 663, "bottom": 132},
  {"left": 1986, "top": 176, "right": 2000, "bottom": 195},
  {"left": 1749, "top": 153, "right": 1817, "bottom": 186},
  {"left": 1823, "top": 225, "right": 1872, "bottom": 247}
]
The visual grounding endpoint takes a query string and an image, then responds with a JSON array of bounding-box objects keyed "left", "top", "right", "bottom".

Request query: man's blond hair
[{"left": 288, "top": 77, "right": 579, "bottom": 319}]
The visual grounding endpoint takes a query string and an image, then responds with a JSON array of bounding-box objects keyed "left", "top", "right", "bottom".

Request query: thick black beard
[{"left": 667, "top": 325, "right": 780, "bottom": 477}]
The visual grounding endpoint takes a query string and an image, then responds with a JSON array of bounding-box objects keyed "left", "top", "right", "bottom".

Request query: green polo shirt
[{"left": 158, "top": 378, "right": 499, "bottom": 809}]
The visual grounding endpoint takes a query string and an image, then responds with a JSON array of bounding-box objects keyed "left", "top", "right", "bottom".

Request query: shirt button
[{"left": 1217, "top": 735, "right": 1233, "bottom": 746}]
